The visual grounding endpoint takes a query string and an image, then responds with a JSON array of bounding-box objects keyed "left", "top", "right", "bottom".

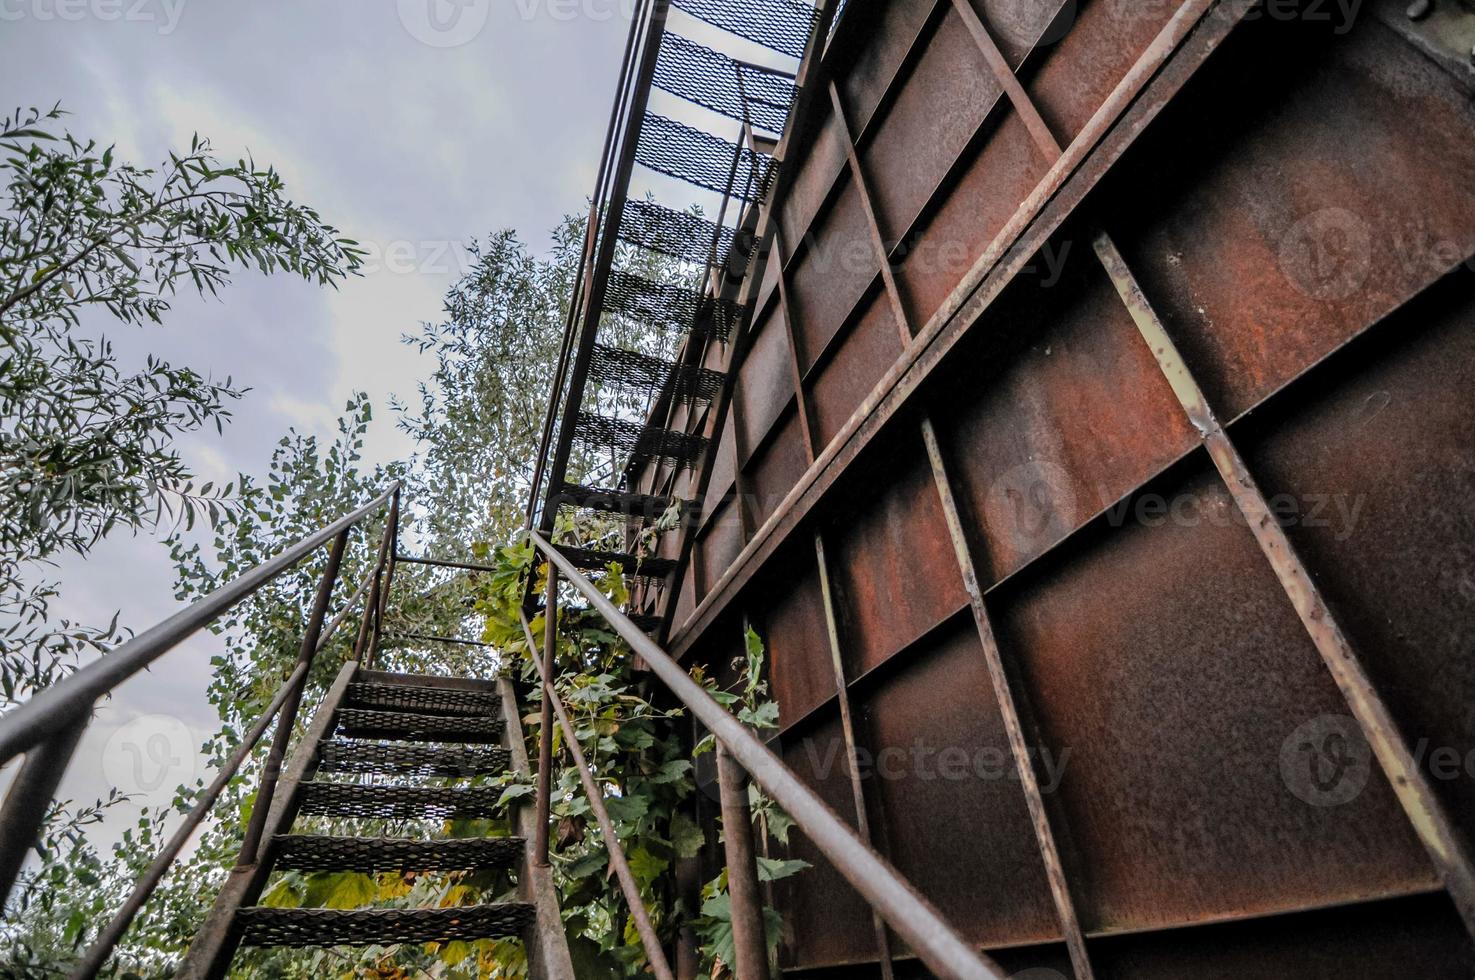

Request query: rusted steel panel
[
  {"left": 746, "top": 407, "right": 810, "bottom": 527},
  {"left": 897, "top": 107, "right": 1048, "bottom": 328},
  {"left": 1023, "top": 0, "right": 1181, "bottom": 144},
  {"left": 852, "top": 616, "right": 1061, "bottom": 950},
  {"left": 858, "top": 4, "right": 1004, "bottom": 240},
  {"left": 839, "top": 0, "right": 941, "bottom": 135},
  {"left": 992, "top": 462, "right": 1437, "bottom": 935},
  {"left": 753, "top": 544, "right": 837, "bottom": 727},
  {"left": 696, "top": 501, "right": 745, "bottom": 598},
  {"left": 1089, "top": 892, "right": 1474, "bottom": 979},
  {"left": 808, "top": 288, "right": 905, "bottom": 448},
  {"left": 930, "top": 245, "right": 1199, "bottom": 588},
  {"left": 973, "top": 0, "right": 1073, "bottom": 65},
  {"left": 826, "top": 436, "right": 969, "bottom": 677},
  {"left": 1241, "top": 269, "right": 1475, "bottom": 848},
  {"left": 1099, "top": 15, "right": 1475, "bottom": 419},
  {"left": 773, "top": 712, "right": 879, "bottom": 971},
  {"left": 780, "top": 108, "right": 847, "bottom": 255},
  {"left": 700, "top": 413, "right": 738, "bottom": 526},
  {"left": 788, "top": 174, "right": 880, "bottom": 366},
  {"left": 735, "top": 306, "right": 797, "bottom": 462}
]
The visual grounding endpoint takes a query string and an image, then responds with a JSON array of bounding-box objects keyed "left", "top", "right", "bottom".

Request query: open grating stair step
[
  {"left": 589, "top": 344, "right": 724, "bottom": 404},
  {"left": 555, "top": 545, "right": 676, "bottom": 579},
  {"left": 655, "top": 32, "right": 795, "bottom": 134},
  {"left": 334, "top": 708, "right": 504, "bottom": 743},
  {"left": 297, "top": 783, "right": 510, "bottom": 821},
  {"left": 671, "top": 0, "right": 819, "bottom": 59},
  {"left": 554, "top": 482, "right": 689, "bottom": 522},
  {"left": 603, "top": 269, "right": 739, "bottom": 342},
  {"left": 317, "top": 740, "right": 511, "bottom": 777},
  {"left": 236, "top": 903, "right": 536, "bottom": 948},
  {"left": 619, "top": 197, "right": 735, "bottom": 266},
  {"left": 345, "top": 682, "right": 500, "bottom": 716},
  {"left": 271, "top": 834, "right": 524, "bottom": 873},
  {"left": 573, "top": 413, "right": 707, "bottom": 467},
  {"left": 637, "top": 113, "right": 775, "bottom": 201}
]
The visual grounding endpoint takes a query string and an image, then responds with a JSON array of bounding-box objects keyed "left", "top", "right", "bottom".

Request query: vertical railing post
[
  {"left": 0, "top": 711, "right": 87, "bottom": 901},
  {"left": 534, "top": 566, "right": 558, "bottom": 867},
  {"left": 352, "top": 505, "right": 395, "bottom": 666},
  {"left": 717, "top": 745, "right": 771, "bottom": 980},
  {"left": 370, "top": 486, "right": 401, "bottom": 665},
  {"left": 236, "top": 528, "right": 349, "bottom": 867}
]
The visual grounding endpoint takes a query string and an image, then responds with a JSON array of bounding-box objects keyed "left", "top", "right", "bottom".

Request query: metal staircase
[{"left": 178, "top": 666, "right": 573, "bottom": 978}]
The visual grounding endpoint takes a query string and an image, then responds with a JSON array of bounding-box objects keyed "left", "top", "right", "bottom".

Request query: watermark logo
[
  {"left": 1010, "top": 970, "right": 1069, "bottom": 980},
  {"left": 101, "top": 714, "right": 197, "bottom": 795},
  {"left": 1280, "top": 714, "right": 1371, "bottom": 807},
  {"left": 1279, "top": 207, "right": 1373, "bottom": 302},
  {"left": 988, "top": 0, "right": 1077, "bottom": 48},
  {"left": 397, "top": 0, "right": 490, "bottom": 47},
  {"left": 0, "top": 0, "right": 186, "bottom": 34},
  {"left": 985, "top": 460, "right": 1076, "bottom": 556}
]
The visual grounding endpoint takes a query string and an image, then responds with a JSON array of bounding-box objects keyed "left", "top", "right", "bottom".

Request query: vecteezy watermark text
[
  {"left": 0, "top": 0, "right": 184, "bottom": 32},
  {"left": 804, "top": 737, "right": 1072, "bottom": 793}
]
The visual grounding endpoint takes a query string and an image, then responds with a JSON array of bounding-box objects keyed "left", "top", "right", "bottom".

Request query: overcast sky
[{"left": 0, "top": 0, "right": 649, "bottom": 845}]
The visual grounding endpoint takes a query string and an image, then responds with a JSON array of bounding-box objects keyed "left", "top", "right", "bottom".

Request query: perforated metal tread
[
  {"left": 589, "top": 344, "right": 724, "bottom": 404},
  {"left": 236, "top": 903, "right": 535, "bottom": 948},
  {"left": 672, "top": 0, "right": 819, "bottom": 59},
  {"left": 604, "top": 269, "right": 739, "bottom": 342},
  {"left": 334, "top": 709, "right": 504, "bottom": 743},
  {"left": 346, "top": 682, "right": 500, "bottom": 717},
  {"left": 573, "top": 413, "right": 708, "bottom": 467},
  {"left": 637, "top": 113, "right": 776, "bottom": 201},
  {"left": 555, "top": 545, "right": 676, "bottom": 579},
  {"left": 619, "top": 198, "right": 734, "bottom": 266},
  {"left": 555, "top": 483, "right": 686, "bottom": 522},
  {"left": 655, "top": 32, "right": 795, "bottom": 134},
  {"left": 297, "top": 783, "right": 510, "bottom": 820},
  {"left": 317, "top": 740, "right": 512, "bottom": 777},
  {"left": 271, "top": 834, "right": 524, "bottom": 872}
]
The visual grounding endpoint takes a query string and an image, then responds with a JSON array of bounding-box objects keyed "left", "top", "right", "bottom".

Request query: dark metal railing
[
  {"left": 523, "top": 528, "right": 1006, "bottom": 980},
  {"left": 0, "top": 483, "right": 402, "bottom": 975}
]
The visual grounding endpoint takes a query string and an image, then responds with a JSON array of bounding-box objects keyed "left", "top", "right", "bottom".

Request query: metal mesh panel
[
  {"left": 346, "top": 683, "right": 500, "bottom": 717},
  {"left": 619, "top": 198, "right": 733, "bottom": 266},
  {"left": 637, "top": 113, "right": 776, "bottom": 201},
  {"left": 556, "top": 545, "right": 676, "bottom": 579},
  {"left": 236, "top": 904, "right": 535, "bottom": 948},
  {"left": 654, "top": 32, "right": 795, "bottom": 134},
  {"left": 604, "top": 269, "right": 737, "bottom": 342},
  {"left": 334, "top": 709, "right": 504, "bottom": 744},
  {"left": 317, "top": 741, "right": 511, "bottom": 777},
  {"left": 271, "top": 834, "right": 524, "bottom": 872},
  {"left": 297, "top": 783, "right": 508, "bottom": 820},
  {"left": 589, "top": 344, "right": 724, "bottom": 404},
  {"left": 555, "top": 483, "right": 684, "bottom": 522},
  {"left": 573, "top": 412, "right": 708, "bottom": 466},
  {"left": 671, "top": 0, "right": 817, "bottom": 58}
]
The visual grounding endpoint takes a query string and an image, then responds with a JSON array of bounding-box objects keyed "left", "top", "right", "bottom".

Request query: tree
[
  {"left": 0, "top": 103, "right": 365, "bottom": 709},
  {"left": 0, "top": 103, "right": 363, "bottom": 973}
]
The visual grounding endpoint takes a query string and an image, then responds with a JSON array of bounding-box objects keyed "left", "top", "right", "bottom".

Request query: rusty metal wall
[{"left": 657, "top": 0, "right": 1475, "bottom": 974}]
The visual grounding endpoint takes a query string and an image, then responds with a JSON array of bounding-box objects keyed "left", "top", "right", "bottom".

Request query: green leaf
[
  {"left": 755, "top": 856, "right": 810, "bottom": 882},
  {"left": 670, "top": 812, "right": 705, "bottom": 859}
]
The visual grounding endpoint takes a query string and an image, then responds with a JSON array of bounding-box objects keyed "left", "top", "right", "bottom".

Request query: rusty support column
[
  {"left": 535, "top": 566, "right": 558, "bottom": 867},
  {"left": 237, "top": 528, "right": 348, "bottom": 867},
  {"left": 717, "top": 745, "right": 771, "bottom": 980}
]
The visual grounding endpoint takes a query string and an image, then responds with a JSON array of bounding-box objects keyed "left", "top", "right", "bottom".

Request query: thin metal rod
[
  {"left": 0, "top": 484, "right": 397, "bottom": 767},
  {"left": 314, "top": 567, "right": 375, "bottom": 655},
  {"left": 534, "top": 568, "right": 558, "bottom": 867},
  {"left": 0, "top": 712, "right": 86, "bottom": 902},
  {"left": 530, "top": 529, "right": 1003, "bottom": 980},
  {"left": 381, "top": 632, "right": 499, "bottom": 649},
  {"left": 516, "top": 611, "right": 676, "bottom": 980},
  {"left": 69, "top": 659, "right": 309, "bottom": 980},
  {"left": 352, "top": 506, "right": 396, "bottom": 665},
  {"left": 717, "top": 746, "right": 770, "bottom": 980},
  {"left": 236, "top": 528, "right": 348, "bottom": 867},
  {"left": 394, "top": 554, "right": 501, "bottom": 574}
]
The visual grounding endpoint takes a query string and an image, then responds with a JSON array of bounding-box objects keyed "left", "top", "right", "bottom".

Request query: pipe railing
[
  {"left": 0, "top": 483, "right": 400, "bottom": 970},
  {"left": 524, "top": 528, "right": 1006, "bottom": 980}
]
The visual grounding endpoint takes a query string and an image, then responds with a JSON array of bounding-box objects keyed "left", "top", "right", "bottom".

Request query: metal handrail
[
  {"left": 526, "top": 528, "right": 1005, "bottom": 980},
  {"left": 0, "top": 483, "right": 398, "bottom": 921}
]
